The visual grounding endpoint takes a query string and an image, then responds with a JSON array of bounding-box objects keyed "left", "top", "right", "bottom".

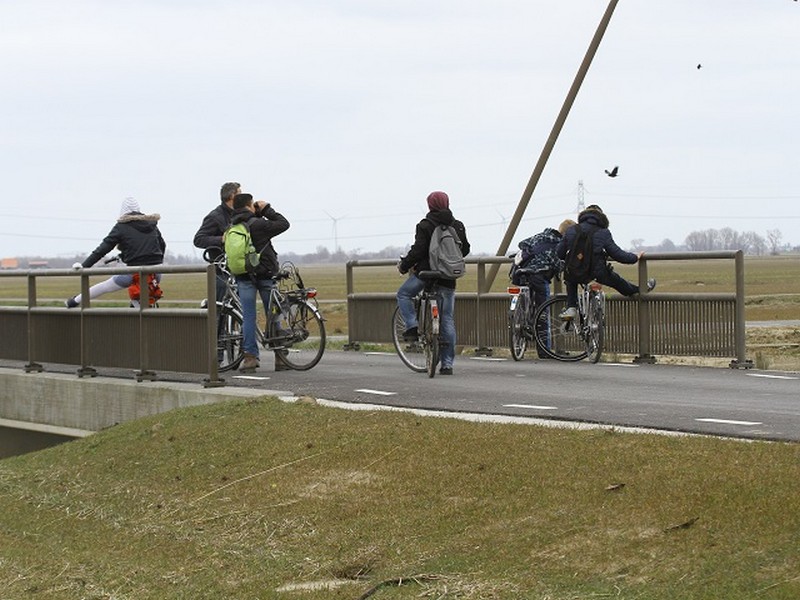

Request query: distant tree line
[{"left": 631, "top": 228, "right": 794, "bottom": 256}]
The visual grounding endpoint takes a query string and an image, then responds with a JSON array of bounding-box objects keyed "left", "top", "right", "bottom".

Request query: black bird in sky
[
  {"left": 605, "top": 166, "right": 619, "bottom": 178},
  {"left": 697, "top": 63, "right": 702, "bottom": 69}
]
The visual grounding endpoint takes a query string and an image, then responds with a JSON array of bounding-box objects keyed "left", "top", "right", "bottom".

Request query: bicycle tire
[
  {"left": 274, "top": 300, "right": 326, "bottom": 371},
  {"left": 586, "top": 293, "right": 605, "bottom": 364},
  {"left": 533, "top": 295, "right": 588, "bottom": 362},
  {"left": 391, "top": 305, "right": 427, "bottom": 373},
  {"left": 217, "top": 305, "right": 245, "bottom": 372},
  {"left": 508, "top": 291, "right": 529, "bottom": 361},
  {"left": 424, "top": 303, "right": 438, "bottom": 378}
]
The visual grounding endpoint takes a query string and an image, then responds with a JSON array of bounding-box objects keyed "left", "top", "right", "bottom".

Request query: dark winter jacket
[
  {"left": 194, "top": 202, "right": 235, "bottom": 261},
  {"left": 512, "top": 228, "right": 564, "bottom": 282},
  {"left": 556, "top": 208, "right": 637, "bottom": 277},
  {"left": 229, "top": 205, "right": 290, "bottom": 279},
  {"left": 398, "top": 208, "right": 471, "bottom": 290},
  {"left": 82, "top": 212, "right": 166, "bottom": 268}
]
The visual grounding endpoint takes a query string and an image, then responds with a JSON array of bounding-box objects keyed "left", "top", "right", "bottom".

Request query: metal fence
[
  {"left": 346, "top": 251, "right": 750, "bottom": 367},
  {"left": 0, "top": 264, "right": 225, "bottom": 386}
]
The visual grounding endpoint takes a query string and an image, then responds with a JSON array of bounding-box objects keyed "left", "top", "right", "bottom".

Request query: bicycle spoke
[
  {"left": 274, "top": 301, "right": 326, "bottom": 370},
  {"left": 533, "top": 295, "right": 588, "bottom": 362},
  {"left": 392, "top": 306, "right": 427, "bottom": 372}
]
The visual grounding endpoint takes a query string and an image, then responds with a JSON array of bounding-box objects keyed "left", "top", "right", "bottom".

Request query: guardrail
[
  {"left": 0, "top": 264, "right": 225, "bottom": 386},
  {"left": 346, "top": 251, "right": 751, "bottom": 368}
]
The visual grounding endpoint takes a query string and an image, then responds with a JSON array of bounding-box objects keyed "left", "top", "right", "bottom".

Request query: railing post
[
  {"left": 76, "top": 272, "right": 97, "bottom": 378},
  {"left": 343, "top": 261, "right": 360, "bottom": 350},
  {"left": 633, "top": 257, "right": 655, "bottom": 364},
  {"left": 24, "top": 273, "right": 43, "bottom": 373},
  {"left": 203, "top": 264, "right": 224, "bottom": 387},
  {"left": 730, "top": 250, "right": 753, "bottom": 369},
  {"left": 135, "top": 268, "right": 158, "bottom": 382},
  {"left": 474, "top": 261, "right": 492, "bottom": 356}
]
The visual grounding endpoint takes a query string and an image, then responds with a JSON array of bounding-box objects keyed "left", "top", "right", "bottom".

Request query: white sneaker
[{"left": 559, "top": 307, "right": 578, "bottom": 321}]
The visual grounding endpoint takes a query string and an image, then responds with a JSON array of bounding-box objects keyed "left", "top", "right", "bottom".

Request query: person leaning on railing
[
  {"left": 556, "top": 204, "right": 655, "bottom": 320},
  {"left": 65, "top": 197, "right": 165, "bottom": 308}
]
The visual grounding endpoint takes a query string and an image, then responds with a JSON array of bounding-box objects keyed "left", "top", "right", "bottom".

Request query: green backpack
[{"left": 224, "top": 222, "right": 261, "bottom": 275}]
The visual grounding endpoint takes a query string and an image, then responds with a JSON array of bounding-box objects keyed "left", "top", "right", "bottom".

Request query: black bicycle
[
  {"left": 391, "top": 271, "right": 442, "bottom": 378},
  {"left": 532, "top": 281, "right": 605, "bottom": 363},
  {"left": 204, "top": 251, "right": 326, "bottom": 371}
]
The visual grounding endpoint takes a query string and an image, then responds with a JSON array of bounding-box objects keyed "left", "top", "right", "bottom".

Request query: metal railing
[
  {"left": 346, "top": 251, "right": 750, "bottom": 367},
  {"left": 0, "top": 264, "right": 225, "bottom": 386}
]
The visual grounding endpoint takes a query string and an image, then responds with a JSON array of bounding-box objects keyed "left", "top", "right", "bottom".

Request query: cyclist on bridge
[
  {"left": 65, "top": 197, "right": 165, "bottom": 308},
  {"left": 397, "top": 190, "right": 470, "bottom": 376}
]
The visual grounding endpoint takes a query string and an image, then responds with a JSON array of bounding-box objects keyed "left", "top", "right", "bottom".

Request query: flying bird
[
  {"left": 605, "top": 166, "right": 619, "bottom": 178},
  {"left": 697, "top": 63, "right": 702, "bottom": 69}
]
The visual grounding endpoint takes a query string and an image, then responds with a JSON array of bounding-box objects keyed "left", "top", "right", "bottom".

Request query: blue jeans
[
  {"left": 396, "top": 274, "right": 457, "bottom": 369},
  {"left": 236, "top": 277, "right": 276, "bottom": 357}
]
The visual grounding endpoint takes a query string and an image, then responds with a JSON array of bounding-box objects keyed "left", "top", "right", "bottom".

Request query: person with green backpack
[{"left": 225, "top": 192, "right": 290, "bottom": 372}]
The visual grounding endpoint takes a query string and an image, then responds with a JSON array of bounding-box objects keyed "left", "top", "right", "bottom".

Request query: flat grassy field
[{"left": 1, "top": 398, "right": 799, "bottom": 599}]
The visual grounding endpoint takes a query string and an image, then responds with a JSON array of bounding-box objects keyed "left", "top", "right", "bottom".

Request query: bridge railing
[
  {"left": 0, "top": 264, "right": 225, "bottom": 386},
  {"left": 346, "top": 251, "right": 750, "bottom": 367}
]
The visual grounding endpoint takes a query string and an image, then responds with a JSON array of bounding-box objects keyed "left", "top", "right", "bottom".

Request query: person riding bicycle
[
  {"left": 556, "top": 204, "right": 655, "bottom": 320},
  {"left": 510, "top": 219, "right": 575, "bottom": 357},
  {"left": 194, "top": 182, "right": 240, "bottom": 302},
  {"left": 65, "top": 197, "right": 166, "bottom": 308},
  {"left": 396, "top": 191, "right": 470, "bottom": 376},
  {"left": 228, "top": 192, "right": 290, "bottom": 373}
]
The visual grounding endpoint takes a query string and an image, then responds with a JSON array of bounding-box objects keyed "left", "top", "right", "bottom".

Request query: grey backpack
[{"left": 426, "top": 220, "right": 466, "bottom": 279}]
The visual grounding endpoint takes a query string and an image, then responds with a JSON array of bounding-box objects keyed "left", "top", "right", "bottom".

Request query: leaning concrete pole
[{"left": 483, "top": 0, "right": 620, "bottom": 292}]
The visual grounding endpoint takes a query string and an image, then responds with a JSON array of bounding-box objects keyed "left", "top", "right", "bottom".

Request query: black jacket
[
  {"left": 230, "top": 205, "right": 290, "bottom": 279},
  {"left": 194, "top": 202, "right": 234, "bottom": 261},
  {"left": 556, "top": 209, "right": 637, "bottom": 276},
  {"left": 82, "top": 213, "right": 166, "bottom": 268},
  {"left": 399, "top": 208, "right": 471, "bottom": 289}
]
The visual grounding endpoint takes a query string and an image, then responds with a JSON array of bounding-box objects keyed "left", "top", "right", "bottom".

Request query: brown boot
[{"left": 240, "top": 353, "right": 260, "bottom": 372}]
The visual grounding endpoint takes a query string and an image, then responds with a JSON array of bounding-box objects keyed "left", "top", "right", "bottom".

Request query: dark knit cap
[{"left": 427, "top": 191, "right": 449, "bottom": 211}]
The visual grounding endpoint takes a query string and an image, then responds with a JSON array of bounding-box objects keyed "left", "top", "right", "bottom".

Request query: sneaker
[
  {"left": 439, "top": 366, "right": 453, "bottom": 375},
  {"left": 646, "top": 278, "right": 657, "bottom": 292},
  {"left": 65, "top": 296, "right": 79, "bottom": 309},
  {"left": 559, "top": 307, "right": 577, "bottom": 321},
  {"left": 240, "top": 353, "right": 260, "bottom": 372},
  {"left": 402, "top": 326, "right": 418, "bottom": 342}
]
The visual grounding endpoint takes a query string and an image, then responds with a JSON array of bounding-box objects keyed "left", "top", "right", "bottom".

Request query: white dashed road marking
[
  {"left": 355, "top": 389, "right": 397, "bottom": 396},
  {"left": 233, "top": 375, "right": 271, "bottom": 381},
  {"left": 504, "top": 404, "right": 558, "bottom": 411},
  {"left": 696, "top": 418, "right": 763, "bottom": 426},
  {"left": 746, "top": 373, "right": 798, "bottom": 380}
]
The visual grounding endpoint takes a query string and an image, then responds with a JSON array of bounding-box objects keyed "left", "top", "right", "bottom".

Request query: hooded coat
[
  {"left": 82, "top": 212, "right": 166, "bottom": 268},
  {"left": 556, "top": 207, "right": 637, "bottom": 277},
  {"left": 398, "top": 208, "right": 471, "bottom": 290}
]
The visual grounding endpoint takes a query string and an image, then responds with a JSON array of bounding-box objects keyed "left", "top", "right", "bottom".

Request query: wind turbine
[{"left": 324, "top": 211, "right": 347, "bottom": 253}]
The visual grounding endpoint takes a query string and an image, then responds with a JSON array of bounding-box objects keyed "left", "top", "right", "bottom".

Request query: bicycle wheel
[
  {"left": 586, "top": 293, "right": 605, "bottom": 364},
  {"left": 508, "top": 291, "right": 529, "bottom": 361},
  {"left": 391, "top": 305, "right": 426, "bottom": 373},
  {"left": 275, "top": 300, "right": 326, "bottom": 370},
  {"left": 217, "top": 306, "right": 245, "bottom": 372},
  {"left": 423, "top": 303, "right": 438, "bottom": 378},
  {"left": 533, "top": 295, "right": 588, "bottom": 362}
]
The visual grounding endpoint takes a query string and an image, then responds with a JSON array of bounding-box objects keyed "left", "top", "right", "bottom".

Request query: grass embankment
[{"left": 2, "top": 398, "right": 800, "bottom": 599}]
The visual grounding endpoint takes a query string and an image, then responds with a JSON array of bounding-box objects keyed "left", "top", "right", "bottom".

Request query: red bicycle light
[
  {"left": 431, "top": 305, "right": 439, "bottom": 319},
  {"left": 590, "top": 282, "right": 603, "bottom": 292},
  {"left": 507, "top": 286, "right": 521, "bottom": 295},
  {"left": 305, "top": 288, "right": 317, "bottom": 298}
]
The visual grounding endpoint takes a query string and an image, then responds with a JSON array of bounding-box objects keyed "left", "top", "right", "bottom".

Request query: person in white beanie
[{"left": 65, "top": 197, "right": 166, "bottom": 308}]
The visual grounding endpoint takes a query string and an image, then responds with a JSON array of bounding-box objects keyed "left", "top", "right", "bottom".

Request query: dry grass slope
[{"left": 1, "top": 398, "right": 800, "bottom": 599}]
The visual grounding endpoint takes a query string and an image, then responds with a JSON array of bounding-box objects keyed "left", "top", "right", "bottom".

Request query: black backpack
[{"left": 563, "top": 224, "right": 596, "bottom": 284}]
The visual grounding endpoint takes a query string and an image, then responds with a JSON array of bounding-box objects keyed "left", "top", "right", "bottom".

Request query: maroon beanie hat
[{"left": 427, "top": 191, "right": 450, "bottom": 211}]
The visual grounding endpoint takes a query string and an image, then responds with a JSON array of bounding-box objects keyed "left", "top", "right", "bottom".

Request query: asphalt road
[
  {"left": 6, "top": 349, "right": 798, "bottom": 442},
  {"left": 222, "top": 348, "right": 800, "bottom": 443}
]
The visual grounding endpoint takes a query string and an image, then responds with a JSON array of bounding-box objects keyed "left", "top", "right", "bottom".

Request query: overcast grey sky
[{"left": 1, "top": 0, "right": 798, "bottom": 260}]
